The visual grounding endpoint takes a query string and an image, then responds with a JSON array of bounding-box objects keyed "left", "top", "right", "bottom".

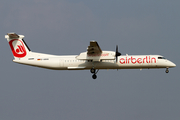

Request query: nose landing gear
[
  {"left": 90, "top": 68, "right": 99, "bottom": 79},
  {"left": 165, "top": 68, "right": 169, "bottom": 73}
]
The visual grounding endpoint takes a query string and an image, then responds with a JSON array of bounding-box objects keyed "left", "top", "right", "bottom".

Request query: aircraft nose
[
  {"left": 172, "top": 63, "right": 176, "bottom": 67},
  {"left": 169, "top": 61, "right": 176, "bottom": 67}
]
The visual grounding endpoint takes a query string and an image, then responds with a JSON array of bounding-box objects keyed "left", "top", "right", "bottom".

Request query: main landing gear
[
  {"left": 90, "top": 68, "right": 99, "bottom": 79},
  {"left": 165, "top": 67, "right": 169, "bottom": 73}
]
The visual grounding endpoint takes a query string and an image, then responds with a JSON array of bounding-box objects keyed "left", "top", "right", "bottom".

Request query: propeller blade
[{"left": 115, "top": 45, "right": 121, "bottom": 62}]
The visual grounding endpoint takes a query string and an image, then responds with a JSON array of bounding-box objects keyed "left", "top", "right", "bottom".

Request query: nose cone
[
  {"left": 169, "top": 61, "right": 176, "bottom": 68},
  {"left": 172, "top": 62, "right": 176, "bottom": 67}
]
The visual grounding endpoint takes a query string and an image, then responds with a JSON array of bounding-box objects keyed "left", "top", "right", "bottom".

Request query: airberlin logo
[
  {"left": 119, "top": 56, "right": 156, "bottom": 64},
  {"left": 9, "top": 39, "right": 27, "bottom": 58}
]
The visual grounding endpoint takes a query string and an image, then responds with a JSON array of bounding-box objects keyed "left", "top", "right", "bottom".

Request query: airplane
[{"left": 5, "top": 33, "right": 176, "bottom": 79}]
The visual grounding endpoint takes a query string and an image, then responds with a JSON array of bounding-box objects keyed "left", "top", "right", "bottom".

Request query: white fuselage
[
  {"left": 5, "top": 33, "right": 176, "bottom": 79},
  {"left": 13, "top": 51, "right": 176, "bottom": 70}
]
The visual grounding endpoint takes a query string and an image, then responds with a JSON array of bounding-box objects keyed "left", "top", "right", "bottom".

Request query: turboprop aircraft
[{"left": 5, "top": 33, "right": 176, "bottom": 79}]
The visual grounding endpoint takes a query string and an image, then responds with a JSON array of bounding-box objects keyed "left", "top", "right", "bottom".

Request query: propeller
[{"left": 115, "top": 45, "right": 121, "bottom": 62}]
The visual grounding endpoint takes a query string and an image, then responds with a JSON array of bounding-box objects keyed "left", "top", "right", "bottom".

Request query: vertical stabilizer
[{"left": 5, "top": 33, "right": 31, "bottom": 59}]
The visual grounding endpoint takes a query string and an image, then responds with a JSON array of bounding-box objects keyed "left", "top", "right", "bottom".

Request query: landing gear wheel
[
  {"left": 90, "top": 68, "right": 95, "bottom": 73},
  {"left": 90, "top": 68, "right": 99, "bottom": 79},
  {"left": 92, "top": 74, "right": 97, "bottom": 79},
  {"left": 165, "top": 68, "right": 169, "bottom": 73}
]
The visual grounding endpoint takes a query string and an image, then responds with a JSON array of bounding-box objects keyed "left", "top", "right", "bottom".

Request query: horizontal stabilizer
[{"left": 7, "top": 33, "right": 19, "bottom": 39}]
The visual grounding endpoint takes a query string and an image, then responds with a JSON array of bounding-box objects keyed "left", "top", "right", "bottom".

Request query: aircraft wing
[
  {"left": 87, "top": 41, "right": 102, "bottom": 55},
  {"left": 76, "top": 41, "right": 115, "bottom": 61}
]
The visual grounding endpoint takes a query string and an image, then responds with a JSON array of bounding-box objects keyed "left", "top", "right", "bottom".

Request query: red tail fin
[{"left": 5, "top": 33, "right": 30, "bottom": 59}]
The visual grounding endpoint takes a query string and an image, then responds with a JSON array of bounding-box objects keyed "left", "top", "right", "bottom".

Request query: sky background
[{"left": 1, "top": 0, "right": 180, "bottom": 120}]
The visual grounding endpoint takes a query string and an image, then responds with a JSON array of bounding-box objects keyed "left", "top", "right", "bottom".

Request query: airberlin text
[{"left": 119, "top": 56, "right": 156, "bottom": 64}]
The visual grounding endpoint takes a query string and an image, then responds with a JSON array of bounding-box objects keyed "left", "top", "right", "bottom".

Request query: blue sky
[{"left": 1, "top": 0, "right": 180, "bottom": 120}]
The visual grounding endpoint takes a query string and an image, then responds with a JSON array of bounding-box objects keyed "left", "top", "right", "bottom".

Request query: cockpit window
[{"left": 158, "top": 57, "right": 166, "bottom": 59}]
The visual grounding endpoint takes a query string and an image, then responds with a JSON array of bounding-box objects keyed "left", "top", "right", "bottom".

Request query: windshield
[{"left": 158, "top": 57, "right": 166, "bottom": 59}]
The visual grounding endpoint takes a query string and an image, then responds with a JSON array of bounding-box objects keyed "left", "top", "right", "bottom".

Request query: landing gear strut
[
  {"left": 165, "top": 68, "right": 169, "bottom": 73},
  {"left": 90, "top": 68, "right": 99, "bottom": 79}
]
